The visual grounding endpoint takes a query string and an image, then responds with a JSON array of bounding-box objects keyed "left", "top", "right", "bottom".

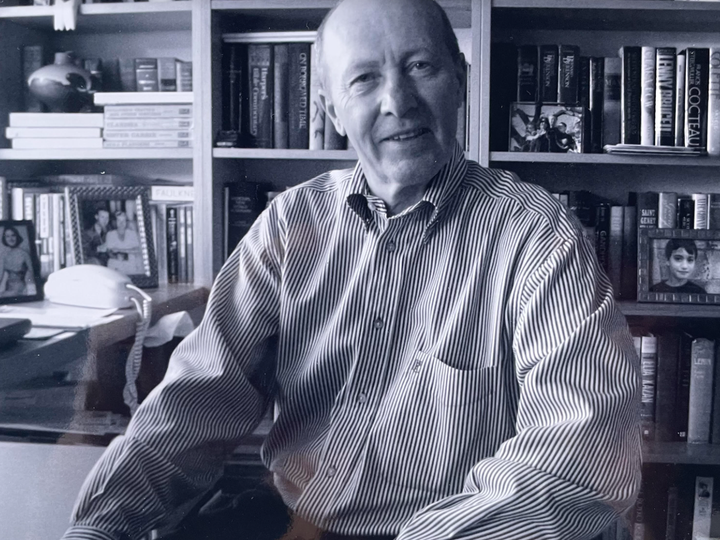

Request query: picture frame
[
  {"left": 0, "top": 220, "right": 43, "bottom": 305},
  {"left": 66, "top": 185, "right": 158, "bottom": 288},
  {"left": 509, "top": 102, "right": 586, "bottom": 153},
  {"left": 638, "top": 228, "right": 720, "bottom": 304}
]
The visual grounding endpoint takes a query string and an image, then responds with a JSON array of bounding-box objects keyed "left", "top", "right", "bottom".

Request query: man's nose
[{"left": 379, "top": 75, "right": 417, "bottom": 117}]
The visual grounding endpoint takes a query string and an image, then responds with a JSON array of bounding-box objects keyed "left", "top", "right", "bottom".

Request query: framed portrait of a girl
[{"left": 0, "top": 220, "right": 43, "bottom": 305}]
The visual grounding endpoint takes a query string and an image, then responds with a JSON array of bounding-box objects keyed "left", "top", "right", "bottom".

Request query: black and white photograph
[
  {"left": 638, "top": 228, "right": 720, "bottom": 304},
  {"left": 509, "top": 102, "right": 586, "bottom": 153},
  {"left": 67, "top": 185, "right": 158, "bottom": 288},
  {"left": 0, "top": 220, "right": 42, "bottom": 304}
]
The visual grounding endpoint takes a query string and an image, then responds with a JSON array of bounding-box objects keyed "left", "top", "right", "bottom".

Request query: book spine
[
  {"left": 166, "top": 206, "right": 179, "bottom": 284},
  {"left": 309, "top": 43, "right": 325, "bottom": 150},
  {"left": 176, "top": 60, "right": 192, "bottom": 92},
  {"left": 621, "top": 46, "right": 642, "bottom": 145},
  {"left": 103, "top": 140, "right": 192, "bottom": 149},
  {"left": 177, "top": 204, "right": 187, "bottom": 283},
  {"left": 640, "top": 46, "right": 656, "bottom": 146},
  {"left": 655, "top": 47, "right": 676, "bottom": 146},
  {"left": 688, "top": 338, "right": 715, "bottom": 444},
  {"left": 157, "top": 57, "right": 177, "bottom": 92},
  {"left": 710, "top": 193, "right": 720, "bottom": 229},
  {"left": 288, "top": 42, "right": 311, "bottom": 149},
  {"left": 603, "top": 57, "right": 622, "bottom": 147},
  {"left": 558, "top": 45, "right": 579, "bottom": 104},
  {"left": 273, "top": 44, "right": 290, "bottom": 149},
  {"left": 102, "top": 130, "right": 192, "bottom": 140},
  {"left": 0, "top": 176, "right": 6, "bottom": 221},
  {"left": 691, "top": 477, "right": 713, "bottom": 540},
  {"left": 632, "top": 488, "right": 645, "bottom": 540},
  {"left": 103, "top": 104, "right": 193, "bottom": 118},
  {"left": 707, "top": 47, "right": 720, "bottom": 156},
  {"left": 620, "top": 205, "right": 637, "bottom": 300},
  {"left": 655, "top": 332, "right": 680, "bottom": 442},
  {"left": 685, "top": 48, "right": 709, "bottom": 149},
  {"left": 119, "top": 58, "right": 137, "bottom": 92},
  {"left": 152, "top": 203, "right": 167, "bottom": 284},
  {"left": 103, "top": 118, "right": 192, "bottom": 130},
  {"left": 636, "top": 191, "right": 659, "bottom": 229},
  {"left": 50, "top": 193, "right": 63, "bottom": 272},
  {"left": 247, "top": 44, "right": 274, "bottom": 148},
  {"left": 22, "top": 45, "right": 44, "bottom": 112},
  {"left": 517, "top": 45, "right": 538, "bottom": 102},
  {"left": 676, "top": 333, "right": 693, "bottom": 441},
  {"left": 589, "top": 57, "right": 605, "bottom": 153},
  {"left": 135, "top": 58, "right": 159, "bottom": 92},
  {"left": 185, "top": 206, "right": 194, "bottom": 284},
  {"left": 595, "top": 203, "right": 610, "bottom": 274},
  {"left": 12, "top": 138, "right": 103, "bottom": 149},
  {"left": 222, "top": 43, "right": 241, "bottom": 132},
  {"left": 84, "top": 58, "right": 103, "bottom": 92},
  {"left": 640, "top": 335, "right": 658, "bottom": 440},
  {"left": 608, "top": 205, "right": 624, "bottom": 298},
  {"left": 664, "top": 484, "right": 678, "bottom": 540},
  {"left": 539, "top": 44, "right": 559, "bottom": 103},
  {"left": 692, "top": 193, "right": 709, "bottom": 229},
  {"left": 150, "top": 185, "right": 194, "bottom": 202},
  {"left": 224, "top": 182, "right": 265, "bottom": 260},
  {"left": 658, "top": 191, "right": 678, "bottom": 228},
  {"left": 713, "top": 339, "right": 720, "bottom": 443},
  {"left": 677, "top": 197, "right": 695, "bottom": 230},
  {"left": 6, "top": 126, "right": 102, "bottom": 138},
  {"left": 675, "top": 51, "right": 686, "bottom": 146}
]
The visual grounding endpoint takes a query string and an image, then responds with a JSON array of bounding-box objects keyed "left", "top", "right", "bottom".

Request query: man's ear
[{"left": 319, "top": 88, "right": 346, "bottom": 137}]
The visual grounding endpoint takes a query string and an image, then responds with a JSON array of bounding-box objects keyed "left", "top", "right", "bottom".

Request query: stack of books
[
  {"left": 94, "top": 92, "right": 194, "bottom": 149},
  {"left": 5, "top": 113, "right": 104, "bottom": 150}
]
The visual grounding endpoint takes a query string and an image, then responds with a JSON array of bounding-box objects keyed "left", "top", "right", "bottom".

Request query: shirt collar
[{"left": 344, "top": 142, "right": 468, "bottom": 234}]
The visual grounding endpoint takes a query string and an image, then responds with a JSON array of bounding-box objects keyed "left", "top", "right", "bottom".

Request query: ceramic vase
[{"left": 27, "top": 52, "right": 93, "bottom": 113}]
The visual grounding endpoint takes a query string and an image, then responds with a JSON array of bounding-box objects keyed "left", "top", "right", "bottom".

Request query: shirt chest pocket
[{"left": 369, "top": 351, "right": 497, "bottom": 493}]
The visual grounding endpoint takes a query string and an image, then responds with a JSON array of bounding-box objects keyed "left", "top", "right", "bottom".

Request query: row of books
[
  {"left": 150, "top": 202, "right": 194, "bottom": 285},
  {"left": 21, "top": 44, "right": 192, "bottom": 113},
  {"left": 635, "top": 332, "right": 720, "bottom": 444}
]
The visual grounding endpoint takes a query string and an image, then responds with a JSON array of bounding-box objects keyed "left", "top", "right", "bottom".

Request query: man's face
[
  {"left": 96, "top": 210, "right": 109, "bottom": 228},
  {"left": 320, "top": 0, "right": 465, "bottom": 190}
]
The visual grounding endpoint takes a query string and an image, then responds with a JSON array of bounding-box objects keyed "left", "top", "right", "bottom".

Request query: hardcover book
[
  {"left": 634, "top": 191, "right": 659, "bottom": 229},
  {"left": 166, "top": 205, "right": 179, "bottom": 283},
  {"left": 135, "top": 58, "right": 159, "bottom": 92},
  {"left": 509, "top": 102, "right": 585, "bottom": 153},
  {"left": 157, "top": 57, "right": 177, "bottom": 92},
  {"left": 558, "top": 45, "right": 579, "bottom": 105},
  {"left": 688, "top": 338, "right": 715, "bottom": 444},
  {"left": 247, "top": 44, "right": 274, "bottom": 148},
  {"left": 685, "top": 47, "right": 710, "bottom": 149},
  {"left": 589, "top": 57, "right": 605, "bottom": 153},
  {"left": 516, "top": 45, "right": 538, "bottom": 102},
  {"left": 273, "top": 43, "right": 290, "bottom": 149},
  {"left": 222, "top": 43, "right": 243, "bottom": 134},
  {"left": 655, "top": 331, "right": 680, "bottom": 442},
  {"left": 620, "top": 46, "right": 642, "bottom": 145},
  {"left": 640, "top": 46, "right": 656, "bottom": 146},
  {"left": 602, "top": 57, "right": 622, "bottom": 147},
  {"left": 654, "top": 47, "right": 676, "bottom": 147},
  {"left": 288, "top": 42, "right": 311, "bottom": 149},
  {"left": 539, "top": 44, "right": 559, "bottom": 103},
  {"left": 692, "top": 193, "right": 710, "bottom": 230},
  {"left": 676, "top": 50, "right": 687, "bottom": 146},
  {"left": 677, "top": 197, "right": 695, "bottom": 230},
  {"left": 640, "top": 334, "right": 658, "bottom": 440},
  {"left": 176, "top": 61, "right": 192, "bottom": 92},
  {"left": 707, "top": 47, "right": 720, "bottom": 156},
  {"left": 658, "top": 191, "right": 678, "bottom": 229}
]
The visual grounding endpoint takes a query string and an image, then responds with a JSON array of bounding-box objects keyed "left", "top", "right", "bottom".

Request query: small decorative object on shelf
[
  {"left": 27, "top": 52, "right": 93, "bottom": 113},
  {"left": 509, "top": 102, "right": 585, "bottom": 153}
]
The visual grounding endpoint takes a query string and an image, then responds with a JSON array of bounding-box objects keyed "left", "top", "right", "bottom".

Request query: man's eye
[
  {"left": 411, "top": 61, "right": 431, "bottom": 71},
  {"left": 351, "top": 73, "right": 373, "bottom": 85}
]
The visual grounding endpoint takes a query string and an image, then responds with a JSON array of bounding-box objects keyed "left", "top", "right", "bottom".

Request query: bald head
[{"left": 315, "top": 0, "right": 462, "bottom": 90}]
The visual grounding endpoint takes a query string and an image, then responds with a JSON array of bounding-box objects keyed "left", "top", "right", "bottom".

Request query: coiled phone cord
[{"left": 122, "top": 284, "right": 153, "bottom": 415}]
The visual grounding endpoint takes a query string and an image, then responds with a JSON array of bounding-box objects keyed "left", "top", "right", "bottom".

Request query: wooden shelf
[
  {"left": 492, "top": 0, "right": 720, "bottom": 32},
  {"left": 643, "top": 441, "right": 720, "bottom": 465},
  {"left": 0, "top": 1, "right": 191, "bottom": 32},
  {"left": 490, "top": 152, "right": 720, "bottom": 167},
  {"left": 214, "top": 148, "right": 358, "bottom": 160},
  {"left": 0, "top": 149, "right": 193, "bottom": 161},
  {"left": 618, "top": 302, "right": 720, "bottom": 319}
]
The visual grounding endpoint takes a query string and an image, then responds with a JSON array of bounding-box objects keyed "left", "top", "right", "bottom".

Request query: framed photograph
[
  {"left": 509, "top": 102, "right": 586, "bottom": 153},
  {"left": 0, "top": 220, "right": 43, "bottom": 304},
  {"left": 638, "top": 228, "right": 720, "bottom": 304},
  {"left": 66, "top": 185, "right": 158, "bottom": 288}
]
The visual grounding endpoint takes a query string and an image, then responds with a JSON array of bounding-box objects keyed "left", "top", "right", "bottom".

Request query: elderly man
[{"left": 62, "top": 1, "right": 641, "bottom": 539}]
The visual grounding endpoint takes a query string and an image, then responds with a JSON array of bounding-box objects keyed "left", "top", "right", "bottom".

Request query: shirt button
[
  {"left": 386, "top": 241, "right": 397, "bottom": 253},
  {"left": 357, "top": 393, "right": 367, "bottom": 404},
  {"left": 373, "top": 317, "right": 384, "bottom": 330},
  {"left": 327, "top": 466, "right": 337, "bottom": 478}
]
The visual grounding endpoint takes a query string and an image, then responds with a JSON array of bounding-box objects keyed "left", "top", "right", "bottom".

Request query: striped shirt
[{"left": 64, "top": 144, "right": 641, "bottom": 540}]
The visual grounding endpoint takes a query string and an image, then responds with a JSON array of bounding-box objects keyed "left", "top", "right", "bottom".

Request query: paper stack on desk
[{"left": 0, "top": 301, "right": 120, "bottom": 338}]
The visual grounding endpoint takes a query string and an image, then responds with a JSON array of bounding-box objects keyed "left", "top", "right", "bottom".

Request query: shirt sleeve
[
  {"left": 62, "top": 208, "right": 283, "bottom": 540},
  {"left": 397, "top": 231, "right": 642, "bottom": 540}
]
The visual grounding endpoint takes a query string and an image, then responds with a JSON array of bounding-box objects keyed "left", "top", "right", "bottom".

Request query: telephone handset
[
  {"left": 44, "top": 264, "right": 134, "bottom": 309},
  {"left": 44, "top": 264, "right": 153, "bottom": 414}
]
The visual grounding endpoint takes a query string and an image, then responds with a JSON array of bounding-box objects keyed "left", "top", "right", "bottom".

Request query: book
[
  {"left": 620, "top": 205, "right": 637, "bottom": 300},
  {"left": 517, "top": 45, "right": 538, "bottom": 102},
  {"left": 8, "top": 112, "right": 104, "bottom": 127},
  {"left": 272, "top": 44, "right": 290, "bottom": 149},
  {"left": 11, "top": 138, "right": 103, "bottom": 149},
  {"left": 539, "top": 44, "right": 559, "bottom": 103},
  {"left": 688, "top": 338, "right": 715, "bottom": 444},
  {"left": 185, "top": 206, "right": 194, "bottom": 284},
  {"left": 589, "top": 57, "right": 604, "bottom": 153},
  {"left": 288, "top": 42, "right": 311, "bottom": 149},
  {"left": 102, "top": 140, "right": 192, "bottom": 148},
  {"left": 157, "top": 57, "right": 177, "bottom": 92},
  {"left": 104, "top": 118, "right": 193, "bottom": 130},
  {"left": 223, "top": 182, "right": 267, "bottom": 260},
  {"left": 710, "top": 193, "right": 720, "bottom": 229},
  {"left": 102, "top": 104, "right": 193, "bottom": 118},
  {"left": 707, "top": 47, "right": 720, "bottom": 156},
  {"left": 603, "top": 57, "right": 622, "bottom": 147},
  {"left": 94, "top": 92, "right": 193, "bottom": 105},
  {"left": 640, "top": 46, "right": 656, "bottom": 146},
  {"left": 22, "top": 45, "right": 44, "bottom": 112},
  {"left": 595, "top": 203, "right": 610, "bottom": 274},
  {"left": 658, "top": 191, "right": 678, "bottom": 229},
  {"left": 692, "top": 477, "right": 714, "bottom": 540},
  {"left": 558, "top": 45, "right": 579, "bottom": 105},
  {"left": 247, "top": 44, "right": 274, "bottom": 148},
  {"left": 84, "top": 58, "right": 103, "bottom": 92},
  {"left": 308, "top": 43, "right": 325, "bottom": 150},
  {"left": 655, "top": 331, "right": 680, "bottom": 442},
  {"left": 221, "top": 43, "right": 243, "bottom": 134},
  {"left": 634, "top": 191, "right": 659, "bottom": 230},
  {"left": 119, "top": 58, "right": 137, "bottom": 92},
  {"left": 176, "top": 60, "right": 192, "bottom": 92},
  {"left": 135, "top": 58, "right": 159, "bottom": 92},
  {"left": 678, "top": 198, "right": 695, "bottom": 230},
  {"left": 654, "top": 47, "right": 676, "bottom": 147},
  {"left": 0, "top": 176, "right": 7, "bottom": 221},
  {"left": 5, "top": 127, "right": 102, "bottom": 139},
  {"left": 676, "top": 50, "right": 686, "bottom": 147},
  {"left": 166, "top": 205, "right": 179, "bottom": 283},
  {"left": 640, "top": 335, "right": 658, "bottom": 440},
  {"left": 692, "top": 193, "right": 709, "bottom": 229},
  {"left": 608, "top": 205, "right": 624, "bottom": 298},
  {"left": 676, "top": 333, "right": 694, "bottom": 442},
  {"left": 665, "top": 483, "right": 679, "bottom": 540},
  {"left": 177, "top": 203, "right": 187, "bottom": 283},
  {"left": 150, "top": 185, "right": 194, "bottom": 202},
  {"left": 102, "top": 130, "right": 192, "bottom": 140},
  {"left": 685, "top": 48, "right": 710, "bottom": 149},
  {"left": 620, "top": 46, "right": 642, "bottom": 145}
]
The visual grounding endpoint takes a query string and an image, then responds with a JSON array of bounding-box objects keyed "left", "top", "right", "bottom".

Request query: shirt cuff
[{"left": 61, "top": 526, "right": 120, "bottom": 540}]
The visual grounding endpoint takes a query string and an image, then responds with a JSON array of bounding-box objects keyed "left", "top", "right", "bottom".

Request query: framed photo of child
[{"left": 638, "top": 228, "right": 720, "bottom": 304}]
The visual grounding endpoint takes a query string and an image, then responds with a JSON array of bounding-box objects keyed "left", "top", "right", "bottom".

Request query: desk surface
[{"left": 0, "top": 283, "right": 209, "bottom": 390}]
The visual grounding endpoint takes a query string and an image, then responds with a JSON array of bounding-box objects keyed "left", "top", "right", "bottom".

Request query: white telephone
[
  {"left": 44, "top": 264, "right": 134, "bottom": 309},
  {"left": 44, "top": 265, "right": 153, "bottom": 415}
]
